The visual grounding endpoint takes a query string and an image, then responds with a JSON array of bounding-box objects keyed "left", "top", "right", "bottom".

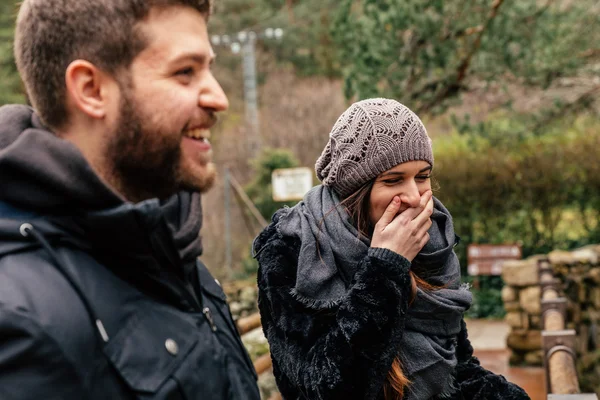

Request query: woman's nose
[{"left": 399, "top": 183, "right": 421, "bottom": 208}]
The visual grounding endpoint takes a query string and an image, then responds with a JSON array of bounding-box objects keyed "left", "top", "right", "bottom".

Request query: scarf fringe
[
  {"left": 430, "top": 375, "right": 460, "bottom": 399},
  {"left": 289, "top": 287, "right": 343, "bottom": 310}
]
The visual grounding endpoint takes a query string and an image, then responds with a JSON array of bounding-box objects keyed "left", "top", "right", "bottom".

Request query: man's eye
[{"left": 176, "top": 67, "right": 194, "bottom": 76}]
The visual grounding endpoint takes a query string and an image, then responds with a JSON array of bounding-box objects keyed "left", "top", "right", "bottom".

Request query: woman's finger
[
  {"left": 375, "top": 196, "right": 401, "bottom": 228},
  {"left": 413, "top": 197, "right": 434, "bottom": 228}
]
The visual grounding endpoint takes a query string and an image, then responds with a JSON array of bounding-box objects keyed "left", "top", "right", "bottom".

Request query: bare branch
[
  {"left": 579, "top": 48, "right": 600, "bottom": 59},
  {"left": 416, "top": 0, "right": 506, "bottom": 114},
  {"left": 286, "top": 0, "right": 295, "bottom": 24},
  {"left": 531, "top": 84, "right": 600, "bottom": 134}
]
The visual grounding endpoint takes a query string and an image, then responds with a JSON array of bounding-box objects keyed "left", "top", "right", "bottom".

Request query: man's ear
[{"left": 65, "top": 60, "right": 113, "bottom": 120}]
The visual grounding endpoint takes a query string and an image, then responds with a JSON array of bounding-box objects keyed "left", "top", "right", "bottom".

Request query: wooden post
[
  {"left": 224, "top": 169, "right": 233, "bottom": 277},
  {"left": 237, "top": 312, "right": 262, "bottom": 335},
  {"left": 545, "top": 310, "right": 565, "bottom": 331},
  {"left": 543, "top": 331, "right": 580, "bottom": 394},
  {"left": 538, "top": 260, "right": 598, "bottom": 400},
  {"left": 548, "top": 349, "right": 580, "bottom": 394},
  {"left": 542, "top": 298, "right": 567, "bottom": 330},
  {"left": 228, "top": 173, "right": 268, "bottom": 228},
  {"left": 253, "top": 353, "right": 273, "bottom": 375}
]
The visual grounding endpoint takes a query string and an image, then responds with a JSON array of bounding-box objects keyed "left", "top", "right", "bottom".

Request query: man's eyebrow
[{"left": 169, "top": 52, "right": 215, "bottom": 65}]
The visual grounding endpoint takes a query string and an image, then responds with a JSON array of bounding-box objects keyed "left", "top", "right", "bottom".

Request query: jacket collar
[{"left": 0, "top": 105, "right": 203, "bottom": 270}]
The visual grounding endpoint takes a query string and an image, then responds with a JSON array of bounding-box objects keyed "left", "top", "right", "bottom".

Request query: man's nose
[{"left": 199, "top": 72, "right": 229, "bottom": 112}]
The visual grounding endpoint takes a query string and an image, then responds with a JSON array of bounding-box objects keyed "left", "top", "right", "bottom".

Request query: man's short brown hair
[{"left": 14, "top": 0, "right": 211, "bottom": 130}]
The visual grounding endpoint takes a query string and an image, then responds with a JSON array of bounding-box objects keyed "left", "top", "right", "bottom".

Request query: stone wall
[
  {"left": 222, "top": 280, "right": 259, "bottom": 321},
  {"left": 502, "top": 245, "right": 600, "bottom": 369},
  {"left": 502, "top": 254, "right": 545, "bottom": 365}
]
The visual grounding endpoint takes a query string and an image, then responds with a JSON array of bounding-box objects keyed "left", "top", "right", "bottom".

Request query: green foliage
[
  {"left": 331, "top": 0, "right": 600, "bottom": 115},
  {"left": 578, "top": 349, "right": 600, "bottom": 396},
  {"left": 244, "top": 148, "right": 303, "bottom": 220},
  {"left": 464, "top": 276, "right": 506, "bottom": 320},
  {"left": 435, "top": 116, "right": 600, "bottom": 270},
  {"left": 0, "top": 1, "right": 25, "bottom": 106},
  {"left": 437, "top": 116, "right": 600, "bottom": 318}
]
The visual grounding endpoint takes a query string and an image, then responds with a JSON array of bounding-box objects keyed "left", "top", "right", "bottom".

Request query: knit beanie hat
[{"left": 315, "top": 98, "right": 433, "bottom": 198}]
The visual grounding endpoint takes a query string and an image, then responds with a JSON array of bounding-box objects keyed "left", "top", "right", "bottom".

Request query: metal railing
[{"left": 539, "top": 259, "right": 598, "bottom": 400}]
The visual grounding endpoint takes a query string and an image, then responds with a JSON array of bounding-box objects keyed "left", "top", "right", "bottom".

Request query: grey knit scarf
[{"left": 276, "top": 185, "right": 472, "bottom": 400}]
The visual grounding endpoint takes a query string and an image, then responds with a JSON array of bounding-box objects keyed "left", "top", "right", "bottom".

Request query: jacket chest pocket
[{"left": 102, "top": 306, "right": 230, "bottom": 399}]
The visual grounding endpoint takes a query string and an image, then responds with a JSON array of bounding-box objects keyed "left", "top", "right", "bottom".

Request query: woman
[{"left": 253, "top": 99, "right": 529, "bottom": 400}]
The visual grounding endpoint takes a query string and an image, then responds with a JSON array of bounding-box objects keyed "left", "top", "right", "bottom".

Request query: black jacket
[
  {"left": 0, "top": 105, "right": 260, "bottom": 399},
  {"left": 254, "top": 210, "right": 530, "bottom": 400}
]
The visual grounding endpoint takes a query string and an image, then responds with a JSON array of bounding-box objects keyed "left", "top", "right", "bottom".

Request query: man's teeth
[{"left": 185, "top": 128, "right": 210, "bottom": 140}]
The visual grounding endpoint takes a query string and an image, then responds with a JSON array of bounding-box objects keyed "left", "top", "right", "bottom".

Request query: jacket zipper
[
  {"left": 150, "top": 227, "right": 218, "bottom": 332},
  {"left": 203, "top": 307, "right": 217, "bottom": 332}
]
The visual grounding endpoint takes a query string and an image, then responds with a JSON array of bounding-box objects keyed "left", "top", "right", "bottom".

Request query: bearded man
[{"left": 0, "top": 1, "right": 260, "bottom": 399}]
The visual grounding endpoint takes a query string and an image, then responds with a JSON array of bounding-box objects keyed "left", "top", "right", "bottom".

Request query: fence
[{"left": 539, "top": 258, "right": 599, "bottom": 400}]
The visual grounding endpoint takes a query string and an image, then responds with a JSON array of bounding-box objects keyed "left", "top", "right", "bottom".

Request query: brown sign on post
[{"left": 467, "top": 244, "right": 522, "bottom": 276}]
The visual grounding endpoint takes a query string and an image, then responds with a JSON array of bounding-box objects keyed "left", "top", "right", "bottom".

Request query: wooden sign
[
  {"left": 272, "top": 167, "right": 313, "bottom": 202},
  {"left": 467, "top": 244, "right": 522, "bottom": 276}
]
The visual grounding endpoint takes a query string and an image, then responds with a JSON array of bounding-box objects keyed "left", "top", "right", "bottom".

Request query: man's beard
[{"left": 105, "top": 88, "right": 216, "bottom": 202}]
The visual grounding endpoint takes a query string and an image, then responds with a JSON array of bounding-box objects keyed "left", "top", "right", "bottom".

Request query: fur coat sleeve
[
  {"left": 454, "top": 319, "right": 530, "bottom": 400},
  {"left": 255, "top": 216, "right": 413, "bottom": 400}
]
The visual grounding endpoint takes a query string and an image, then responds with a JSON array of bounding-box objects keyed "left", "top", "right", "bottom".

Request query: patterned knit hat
[{"left": 315, "top": 98, "right": 433, "bottom": 198}]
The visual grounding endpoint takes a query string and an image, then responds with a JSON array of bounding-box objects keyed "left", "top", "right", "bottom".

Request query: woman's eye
[
  {"left": 383, "top": 179, "right": 402, "bottom": 185},
  {"left": 416, "top": 175, "right": 431, "bottom": 181}
]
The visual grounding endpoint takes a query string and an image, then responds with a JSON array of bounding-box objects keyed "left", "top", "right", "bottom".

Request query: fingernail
[{"left": 393, "top": 196, "right": 400, "bottom": 204}]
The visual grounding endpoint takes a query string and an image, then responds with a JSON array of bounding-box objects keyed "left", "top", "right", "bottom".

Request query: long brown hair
[{"left": 340, "top": 180, "right": 437, "bottom": 400}]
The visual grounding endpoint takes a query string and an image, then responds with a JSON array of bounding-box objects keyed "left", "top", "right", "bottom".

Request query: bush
[
  {"left": 464, "top": 276, "right": 506, "bottom": 320},
  {"left": 436, "top": 116, "right": 600, "bottom": 318},
  {"left": 435, "top": 116, "right": 600, "bottom": 261}
]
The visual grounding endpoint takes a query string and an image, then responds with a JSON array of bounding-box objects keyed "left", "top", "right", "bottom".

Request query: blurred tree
[
  {"left": 0, "top": 1, "right": 25, "bottom": 106},
  {"left": 331, "top": 0, "right": 600, "bottom": 117},
  {"left": 210, "top": 0, "right": 341, "bottom": 77}
]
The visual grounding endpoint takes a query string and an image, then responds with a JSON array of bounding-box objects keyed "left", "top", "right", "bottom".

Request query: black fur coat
[{"left": 254, "top": 211, "right": 530, "bottom": 400}]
